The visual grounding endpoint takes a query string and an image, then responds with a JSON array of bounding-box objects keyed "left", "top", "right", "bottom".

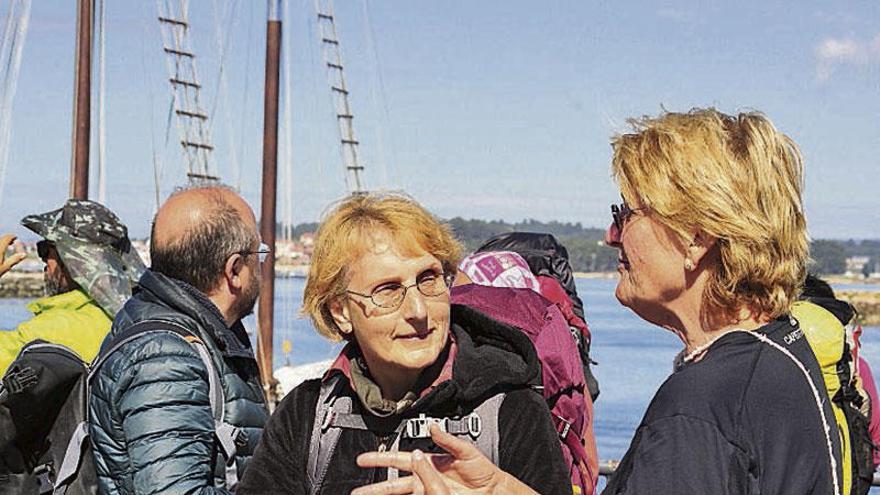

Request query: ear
[
  {"left": 223, "top": 254, "right": 245, "bottom": 292},
  {"left": 329, "top": 296, "right": 353, "bottom": 335},
  {"left": 685, "top": 229, "right": 717, "bottom": 270}
]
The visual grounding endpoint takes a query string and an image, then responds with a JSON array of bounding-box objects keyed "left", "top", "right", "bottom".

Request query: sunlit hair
[
  {"left": 302, "top": 192, "right": 463, "bottom": 341},
  {"left": 611, "top": 108, "right": 808, "bottom": 320}
]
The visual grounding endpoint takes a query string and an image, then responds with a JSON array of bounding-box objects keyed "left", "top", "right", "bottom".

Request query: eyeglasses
[
  {"left": 239, "top": 242, "right": 271, "bottom": 264},
  {"left": 611, "top": 203, "right": 646, "bottom": 231},
  {"left": 346, "top": 271, "right": 454, "bottom": 310},
  {"left": 36, "top": 240, "right": 54, "bottom": 262}
]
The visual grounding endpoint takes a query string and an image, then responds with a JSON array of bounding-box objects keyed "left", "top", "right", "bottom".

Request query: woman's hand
[
  {"left": 352, "top": 424, "right": 537, "bottom": 495},
  {"left": 0, "top": 234, "right": 26, "bottom": 279}
]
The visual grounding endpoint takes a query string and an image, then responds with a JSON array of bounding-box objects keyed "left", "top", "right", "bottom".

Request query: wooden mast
[
  {"left": 258, "top": 0, "right": 282, "bottom": 405},
  {"left": 70, "top": 0, "right": 93, "bottom": 199}
]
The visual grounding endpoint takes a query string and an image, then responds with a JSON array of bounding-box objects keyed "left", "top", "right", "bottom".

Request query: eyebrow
[{"left": 364, "top": 261, "right": 444, "bottom": 292}]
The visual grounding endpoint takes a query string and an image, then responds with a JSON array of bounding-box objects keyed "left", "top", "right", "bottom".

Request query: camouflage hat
[{"left": 20, "top": 199, "right": 147, "bottom": 316}]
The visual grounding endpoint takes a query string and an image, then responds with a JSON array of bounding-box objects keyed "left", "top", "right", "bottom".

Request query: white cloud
[{"left": 816, "top": 34, "right": 880, "bottom": 82}]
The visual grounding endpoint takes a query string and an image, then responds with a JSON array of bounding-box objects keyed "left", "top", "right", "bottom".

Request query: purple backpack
[{"left": 451, "top": 284, "right": 597, "bottom": 494}]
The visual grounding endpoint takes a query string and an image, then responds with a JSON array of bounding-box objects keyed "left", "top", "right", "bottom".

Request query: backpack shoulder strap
[
  {"left": 56, "top": 320, "right": 196, "bottom": 493},
  {"left": 86, "top": 320, "right": 240, "bottom": 490},
  {"left": 744, "top": 328, "right": 842, "bottom": 495},
  {"left": 307, "top": 374, "right": 346, "bottom": 495},
  {"left": 91, "top": 320, "right": 224, "bottom": 418},
  {"left": 471, "top": 391, "right": 504, "bottom": 464},
  {"left": 89, "top": 320, "right": 192, "bottom": 377},
  {"left": 305, "top": 381, "right": 506, "bottom": 488},
  {"left": 52, "top": 422, "right": 89, "bottom": 493}
]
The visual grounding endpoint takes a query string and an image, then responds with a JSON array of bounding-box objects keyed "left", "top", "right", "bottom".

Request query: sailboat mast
[
  {"left": 70, "top": 0, "right": 93, "bottom": 199},
  {"left": 258, "top": 0, "right": 282, "bottom": 404}
]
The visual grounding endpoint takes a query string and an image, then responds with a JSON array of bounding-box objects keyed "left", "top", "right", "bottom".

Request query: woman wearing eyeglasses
[
  {"left": 352, "top": 109, "right": 844, "bottom": 495},
  {"left": 237, "top": 192, "right": 570, "bottom": 494}
]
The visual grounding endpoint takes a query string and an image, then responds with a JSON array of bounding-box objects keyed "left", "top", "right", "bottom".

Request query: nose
[
  {"left": 605, "top": 221, "right": 621, "bottom": 247},
  {"left": 400, "top": 285, "right": 428, "bottom": 322}
]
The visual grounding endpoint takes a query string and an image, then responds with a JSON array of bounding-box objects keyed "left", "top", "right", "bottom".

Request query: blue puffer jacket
[{"left": 89, "top": 270, "right": 268, "bottom": 494}]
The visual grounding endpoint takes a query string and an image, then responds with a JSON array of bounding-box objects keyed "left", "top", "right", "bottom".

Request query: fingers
[
  {"left": 428, "top": 423, "right": 481, "bottom": 460},
  {"left": 0, "top": 234, "right": 16, "bottom": 258},
  {"left": 351, "top": 475, "right": 419, "bottom": 495},
  {"left": 0, "top": 235, "right": 25, "bottom": 277},
  {"left": 0, "top": 254, "right": 26, "bottom": 275},
  {"left": 409, "top": 449, "right": 451, "bottom": 495},
  {"left": 357, "top": 450, "right": 414, "bottom": 471}
]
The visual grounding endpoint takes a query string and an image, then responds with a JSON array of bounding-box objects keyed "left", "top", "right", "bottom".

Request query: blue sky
[{"left": 1, "top": 0, "right": 878, "bottom": 239}]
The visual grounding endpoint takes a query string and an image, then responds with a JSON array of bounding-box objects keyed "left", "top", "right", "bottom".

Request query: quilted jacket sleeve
[{"left": 89, "top": 332, "right": 232, "bottom": 495}]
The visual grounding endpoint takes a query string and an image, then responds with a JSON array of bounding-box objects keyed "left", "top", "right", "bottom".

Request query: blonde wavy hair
[
  {"left": 302, "top": 192, "right": 463, "bottom": 341},
  {"left": 611, "top": 108, "right": 808, "bottom": 320}
]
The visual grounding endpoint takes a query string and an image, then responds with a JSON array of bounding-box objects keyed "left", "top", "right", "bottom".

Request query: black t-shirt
[{"left": 603, "top": 317, "right": 842, "bottom": 495}]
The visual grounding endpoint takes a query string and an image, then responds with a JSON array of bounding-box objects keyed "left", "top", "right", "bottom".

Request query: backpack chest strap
[
  {"left": 307, "top": 377, "right": 506, "bottom": 490},
  {"left": 321, "top": 408, "right": 483, "bottom": 439},
  {"left": 387, "top": 392, "right": 504, "bottom": 481},
  {"left": 401, "top": 413, "right": 483, "bottom": 439}
]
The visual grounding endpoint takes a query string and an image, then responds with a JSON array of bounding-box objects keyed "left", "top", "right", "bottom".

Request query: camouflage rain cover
[{"left": 20, "top": 199, "right": 147, "bottom": 317}]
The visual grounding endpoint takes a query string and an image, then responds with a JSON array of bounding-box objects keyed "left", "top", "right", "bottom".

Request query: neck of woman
[
  {"left": 374, "top": 369, "right": 420, "bottom": 402},
  {"left": 672, "top": 308, "right": 770, "bottom": 355}
]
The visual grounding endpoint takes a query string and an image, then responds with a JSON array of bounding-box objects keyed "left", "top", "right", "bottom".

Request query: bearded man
[
  {"left": 89, "top": 185, "right": 269, "bottom": 493},
  {"left": 0, "top": 199, "right": 145, "bottom": 374}
]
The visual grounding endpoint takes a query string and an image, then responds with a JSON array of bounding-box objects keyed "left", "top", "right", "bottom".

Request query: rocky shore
[
  {"left": 838, "top": 291, "right": 880, "bottom": 327},
  {"left": 0, "top": 271, "right": 43, "bottom": 298}
]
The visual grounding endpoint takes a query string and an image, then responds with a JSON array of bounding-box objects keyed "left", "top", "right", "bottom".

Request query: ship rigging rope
[
  {"left": 141, "top": 20, "right": 165, "bottom": 211},
  {"left": 281, "top": 0, "right": 294, "bottom": 243},
  {"left": 358, "top": 0, "right": 393, "bottom": 190},
  {"left": 276, "top": 0, "right": 295, "bottom": 373},
  {"left": 0, "top": 0, "right": 31, "bottom": 208},
  {"left": 234, "top": 0, "right": 255, "bottom": 191},
  {"left": 305, "top": 0, "right": 331, "bottom": 201},
  {"left": 210, "top": 0, "right": 241, "bottom": 189},
  {"left": 97, "top": 0, "right": 107, "bottom": 204}
]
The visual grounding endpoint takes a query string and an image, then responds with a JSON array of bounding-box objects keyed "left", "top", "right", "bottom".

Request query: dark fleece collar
[
  {"left": 130, "top": 269, "right": 254, "bottom": 359},
  {"left": 324, "top": 303, "right": 541, "bottom": 418}
]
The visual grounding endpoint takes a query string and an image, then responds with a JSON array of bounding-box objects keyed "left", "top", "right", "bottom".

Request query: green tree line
[{"left": 280, "top": 219, "right": 877, "bottom": 274}]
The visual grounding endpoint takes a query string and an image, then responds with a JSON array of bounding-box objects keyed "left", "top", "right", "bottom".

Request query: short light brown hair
[
  {"left": 302, "top": 192, "right": 463, "bottom": 341},
  {"left": 611, "top": 108, "right": 808, "bottom": 320}
]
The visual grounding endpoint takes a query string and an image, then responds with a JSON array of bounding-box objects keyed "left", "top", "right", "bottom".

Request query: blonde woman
[
  {"left": 237, "top": 193, "right": 569, "bottom": 494},
  {"left": 354, "top": 109, "right": 843, "bottom": 495}
]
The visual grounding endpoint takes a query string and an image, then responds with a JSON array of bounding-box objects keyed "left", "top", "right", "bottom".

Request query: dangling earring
[{"left": 684, "top": 259, "right": 695, "bottom": 271}]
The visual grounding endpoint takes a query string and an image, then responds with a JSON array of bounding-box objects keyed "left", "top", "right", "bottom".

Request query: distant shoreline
[
  {"left": 824, "top": 275, "right": 880, "bottom": 286},
  {"left": 3, "top": 269, "right": 879, "bottom": 326},
  {"left": 0, "top": 272, "right": 43, "bottom": 298},
  {"left": 574, "top": 272, "right": 618, "bottom": 279}
]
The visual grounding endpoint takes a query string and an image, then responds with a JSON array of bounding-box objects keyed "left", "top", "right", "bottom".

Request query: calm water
[{"left": 4, "top": 277, "right": 880, "bottom": 491}]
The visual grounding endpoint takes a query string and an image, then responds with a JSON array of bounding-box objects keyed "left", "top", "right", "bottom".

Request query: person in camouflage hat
[
  {"left": 0, "top": 199, "right": 145, "bottom": 374},
  {"left": 20, "top": 198, "right": 146, "bottom": 316}
]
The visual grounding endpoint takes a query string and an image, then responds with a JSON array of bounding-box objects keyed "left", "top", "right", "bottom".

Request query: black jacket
[
  {"left": 603, "top": 317, "right": 842, "bottom": 495},
  {"left": 89, "top": 270, "right": 269, "bottom": 494},
  {"left": 238, "top": 305, "right": 571, "bottom": 494}
]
